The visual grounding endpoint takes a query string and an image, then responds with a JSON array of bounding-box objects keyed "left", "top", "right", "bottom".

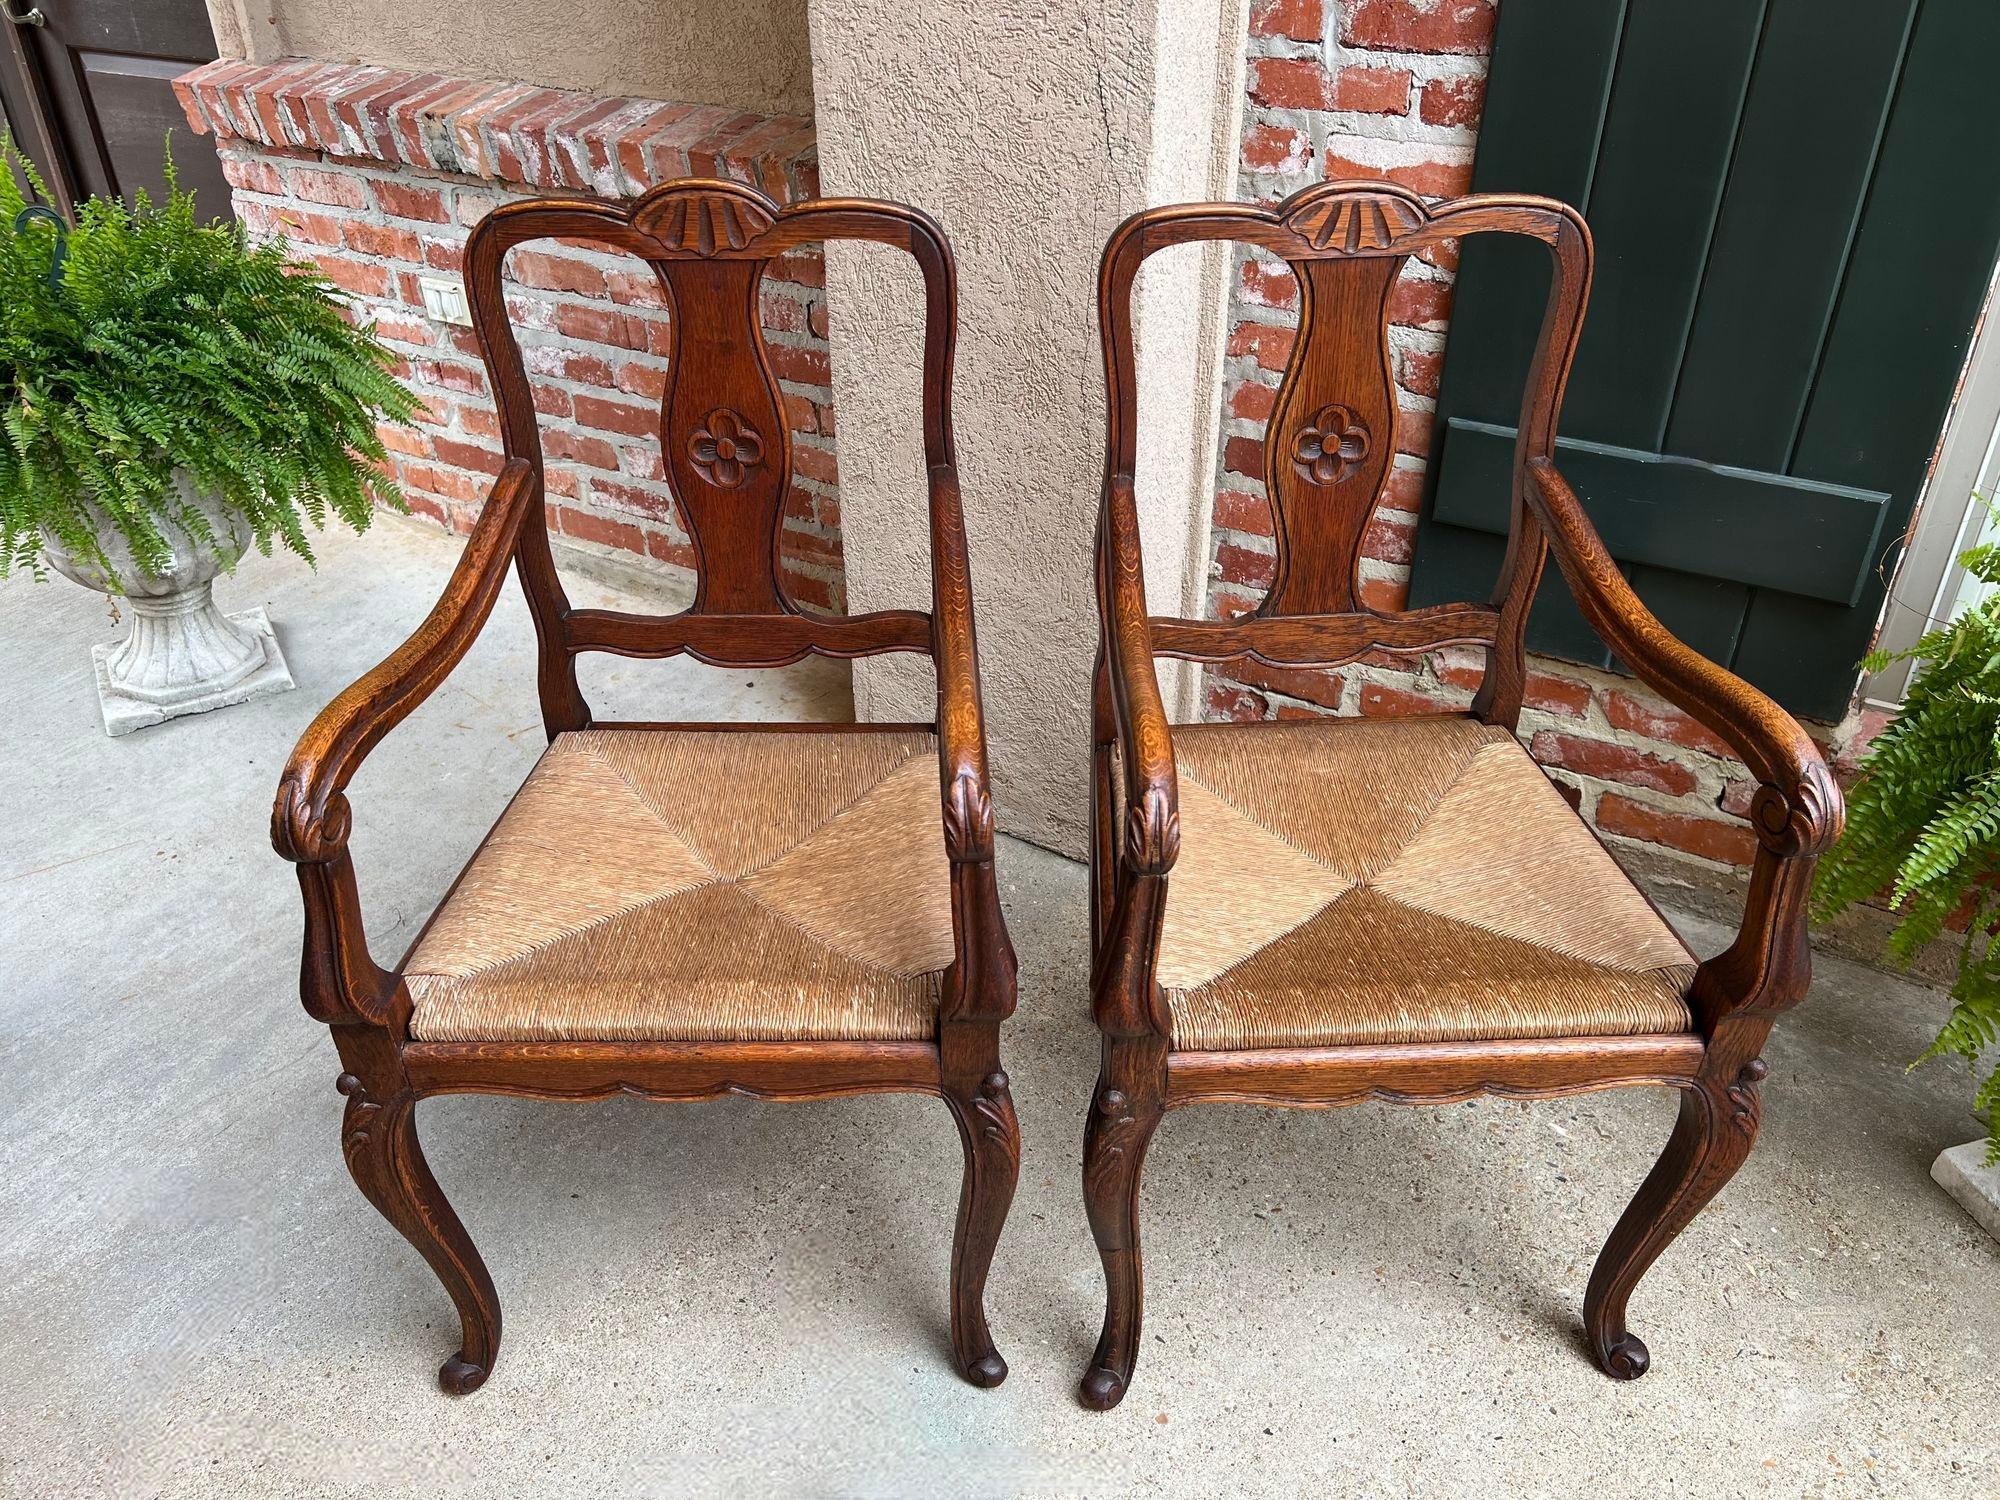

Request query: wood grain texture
[
  {"left": 1584, "top": 1058, "right": 1765, "bottom": 1379},
  {"left": 271, "top": 178, "right": 1017, "bottom": 1394},
  {"left": 402, "top": 1040, "right": 945, "bottom": 1100},
  {"left": 1081, "top": 179, "right": 1844, "bottom": 1407},
  {"left": 939, "top": 1018, "right": 1020, "bottom": 1386},
  {"left": 1164, "top": 1033, "right": 1704, "bottom": 1109}
]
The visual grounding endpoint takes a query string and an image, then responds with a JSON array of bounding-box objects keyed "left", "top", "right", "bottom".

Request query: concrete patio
[{"left": 2, "top": 517, "right": 1993, "bottom": 1498}]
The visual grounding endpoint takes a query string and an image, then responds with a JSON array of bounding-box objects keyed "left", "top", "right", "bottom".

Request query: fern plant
[
  {"left": 1812, "top": 520, "right": 2000, "bottom": 1159},
  {"left": 0, "top": 139, "right": 417, "bottom": 583}
]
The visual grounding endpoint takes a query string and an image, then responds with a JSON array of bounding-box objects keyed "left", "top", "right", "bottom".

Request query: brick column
[{"left": 807, "top": 0, "right": 1250, "bottom": 854}]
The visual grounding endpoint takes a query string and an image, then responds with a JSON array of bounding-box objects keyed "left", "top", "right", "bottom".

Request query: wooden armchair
[
  {"left": 1080, "top": 182, "right": 1843, "bottom": 1409},
  {"left": 271, "top": 179, "right": 1019, "bottom": 1395}
]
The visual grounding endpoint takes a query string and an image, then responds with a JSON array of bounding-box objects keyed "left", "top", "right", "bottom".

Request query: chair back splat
[
  {"left": 1098, "top": 180, "right": 1592, "bottom": 728},
  {"left": 462, "top": 179, "right": 958, "bottom": 733}
]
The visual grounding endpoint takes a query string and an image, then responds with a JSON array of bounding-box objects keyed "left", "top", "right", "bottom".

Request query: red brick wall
[
  {"left": 174, "top": 61, "right": 844, "bottom": 611},
  {"left": 1213, "top": 0, "right": 1871, "bottom": 870}
]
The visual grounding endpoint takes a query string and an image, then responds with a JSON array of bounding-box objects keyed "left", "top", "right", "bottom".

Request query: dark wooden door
[
  {"left": 1408, "top": 0, "right": 2000, "bottom": 720},
  {"left": 0, "top": 0, "right": 229, "bottom": 218}
]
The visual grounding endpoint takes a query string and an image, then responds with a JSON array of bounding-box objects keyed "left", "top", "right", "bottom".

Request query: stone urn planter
[
  {"left": 40, "top": 474, "right": 294, "bottom": 736},
  {"left": 0, "top": 145, "right": 418, "bottom": 739}
]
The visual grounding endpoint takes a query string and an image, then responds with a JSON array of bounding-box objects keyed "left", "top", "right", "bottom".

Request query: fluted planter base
[
  {"left": 42, "top": 473, "right": 298, "bottom": 736},
  {"left": 87, "top": 599, "right": 295, "bottom": 737}
]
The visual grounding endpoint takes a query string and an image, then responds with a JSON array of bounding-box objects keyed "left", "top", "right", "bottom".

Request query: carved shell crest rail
[
  {"left": 1285, "top": 187, "right": 1427, "bottom": 254},
  {"left": 1253, "top": 186, "right": 1428, "bottom": 616},
  {"left": 631, "top": 186, "right": 777, "bottom": 258}
]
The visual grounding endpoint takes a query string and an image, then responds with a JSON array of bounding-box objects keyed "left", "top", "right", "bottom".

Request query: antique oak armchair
[
  {"left": 272, "top": 180, "right": 1019, "bottom": 1394},
  {"left": 1081, "top": 181, "right": 1842, "bottom": 1409}
]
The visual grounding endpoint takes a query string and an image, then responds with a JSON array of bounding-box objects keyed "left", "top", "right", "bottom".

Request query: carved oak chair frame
[
  {"left": 272, "top": 179, "right": 1019, "bottom": 1394},
  {"left": 1081, "top": 181, "right": 1843, "bottom": 1408}
]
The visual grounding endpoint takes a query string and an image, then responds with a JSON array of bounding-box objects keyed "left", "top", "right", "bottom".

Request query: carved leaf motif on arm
[
  {"left": 943, "top": 771, "right": 995, "bottom": 863},
  {"left": 1125, "top": 788, "right": 1180, "bottom": 875},
  {"left": 1750, "top": 761, "right": 1843, "bottom": 858}
]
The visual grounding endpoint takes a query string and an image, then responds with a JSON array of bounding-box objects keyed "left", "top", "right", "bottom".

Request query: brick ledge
[{"left": 174, "top": 59, "right": 818, "bottom": 202}]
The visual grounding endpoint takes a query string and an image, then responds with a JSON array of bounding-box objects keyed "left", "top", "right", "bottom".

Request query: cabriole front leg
[
  {"left": 941, "top": 1048, "right": 1020, "bottom": 1387},
  {"left": 1583, "top": 1059, "right": 1765, "bottom": 1379},
  {"left": 1079, "top": 1034, "right": 1167, "bottom": 1410},
  {"left": 332, "top": 1032, "right": 500, "bottom": 1394}
]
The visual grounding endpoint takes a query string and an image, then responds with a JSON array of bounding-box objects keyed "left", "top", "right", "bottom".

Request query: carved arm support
[
  {"left": 928, "top": 462, "right": 997, "bottom": 866},
  {"left": 1523, "top": 459, "right": 1843, "bottom": 1030},
  {"left": 928, "top": 461, "right": 1017, "bottom": 1024},
  {"left": 1098, "top": 474, "right": 1180, "bottom": 878},
  {"left": 1089, "top": 474, "right": 1179, "bottom": 1040},
  {"left": 270, "top": 459, "right": 540, "bottom": 1025}
]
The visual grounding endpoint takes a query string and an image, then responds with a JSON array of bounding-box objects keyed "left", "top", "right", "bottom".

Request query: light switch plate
[{"left": 417, "top": 275, "right": 471, "bottom": 327}]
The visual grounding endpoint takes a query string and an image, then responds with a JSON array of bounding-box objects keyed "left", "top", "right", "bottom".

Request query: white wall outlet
[{"left": 417, "top": 276, "right": 472, "bottom": 328}]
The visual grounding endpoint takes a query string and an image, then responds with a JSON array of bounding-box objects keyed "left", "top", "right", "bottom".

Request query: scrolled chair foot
[
  {"left": 438, "top": 1355, "right": 490, "bottom": 1395},
  {"left": 962, "top": 1351, "right": 1008, "bottom": 1388},
  {"left": 1078, "top": 1365, "right": 1128, "bottom": 1411},
  {"left": 1594, "top": 1331, "right": 1651, "bottom": 1381}
]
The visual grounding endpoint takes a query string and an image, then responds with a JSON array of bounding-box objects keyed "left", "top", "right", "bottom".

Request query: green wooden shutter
[{"left": 1408, "top": 0, "right": 2000, "bottom": 720}]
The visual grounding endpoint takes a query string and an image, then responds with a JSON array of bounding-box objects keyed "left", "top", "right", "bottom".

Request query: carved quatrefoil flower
[
  {"left": 688, "top": 408, "right": 764, "bottom": 488},
  {"left": 1292, "top": 403, "right": 1371, "bottom": 486}
]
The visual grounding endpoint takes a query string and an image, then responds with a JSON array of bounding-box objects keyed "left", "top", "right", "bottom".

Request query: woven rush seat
[
  {"left": 1154, "top": 716, "right": 1698, "bottom": 1051},
  {"left": 404, "top": 728, "right": 954, "bottom": 1043}
]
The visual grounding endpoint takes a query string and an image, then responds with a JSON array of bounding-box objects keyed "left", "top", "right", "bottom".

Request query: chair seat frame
[
  {"left": 272, "top": 180, "right": 1019, "bottom": 1395},
  {"left": 1081, "top": 181, "right": 1843, "bottom": 1409}
]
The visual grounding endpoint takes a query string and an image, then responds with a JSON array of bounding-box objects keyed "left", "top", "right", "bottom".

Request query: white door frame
[{"left": 1864, "top": 270, "right": 2000, "bottom": 709}]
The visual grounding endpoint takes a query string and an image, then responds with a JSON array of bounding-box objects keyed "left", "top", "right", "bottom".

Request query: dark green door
[{"left": 1408, "top": 0, "right": 2000, "bottom": 719}]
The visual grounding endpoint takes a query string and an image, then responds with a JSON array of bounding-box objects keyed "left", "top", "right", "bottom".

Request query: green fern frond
[
  {"left": 1817, "top": 526, "right": 2000, "bottom": 1159},
  {"left": 0, "top": 134, "right": 419, "bottom": 584}
]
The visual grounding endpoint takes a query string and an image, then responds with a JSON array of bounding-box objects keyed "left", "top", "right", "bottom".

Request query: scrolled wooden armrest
[
  {"left": 1099, "top": 473, "right": 1179, "bottom": 876},
  {"left": 1524, "top": 459, "right": 1842, "bottom": 862},
  {"left": 272, "top": 459, "right": 541, "bottom": 865}
]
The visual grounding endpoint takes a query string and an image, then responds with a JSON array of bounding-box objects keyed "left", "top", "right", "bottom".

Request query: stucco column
[
  {"left": 205, "top": 1, "right": 285, "bottom": 62},
  {"left": 807, "top": 0, "right": 1248, "bottom": 855}
]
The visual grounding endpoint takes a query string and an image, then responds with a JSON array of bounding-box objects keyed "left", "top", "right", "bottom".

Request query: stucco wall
[
  {"left": 226, "top": 0, "right": 813, "bottom": 115},
  {"left": 807, "top": 0, "right": 1247, "bottom": 855}
]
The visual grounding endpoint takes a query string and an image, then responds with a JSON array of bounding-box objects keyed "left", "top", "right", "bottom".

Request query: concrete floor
[{"left": 2, "top": 517, "right": 1995, "bottom": 1499}]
